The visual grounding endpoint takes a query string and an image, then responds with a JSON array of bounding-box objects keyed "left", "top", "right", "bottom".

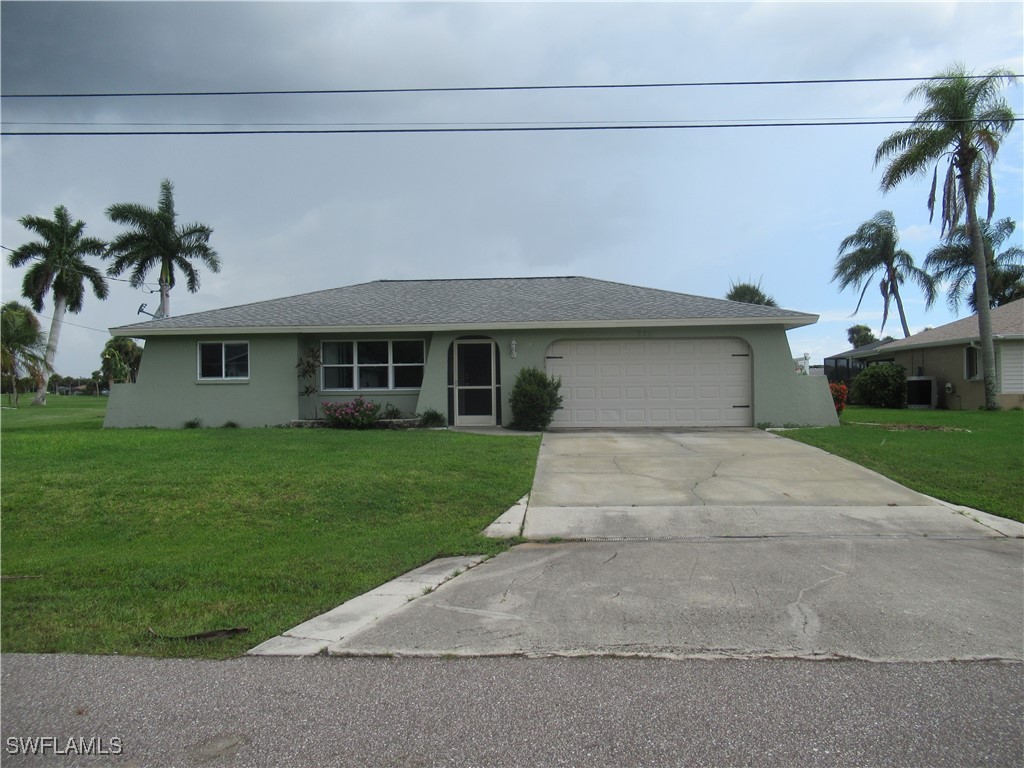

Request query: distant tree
[
  {"left": 833, "top": 211, "right": 933, "bottom": 338},
  {"left": 101, "top": 337, "right": 143, "bottom": 386},
  {"left": 6, "top": 205, "right": 109, "bottom": 404},
  {"left": 875, "top": 64, "right": 1015, "bottom": 409},
  {"left": 106, "top": 179, "right": 220, "bottom": 319},
  {"left": 924, "top": 217, "right": 1024, "bottom": 314},
  {"left": 1, "top": 301, "right": 50, "bottom": 407},
  {"left": 725, "top": 279, "right": 778, "bottom": 307},
  {"left": 846, "top": 325, "right": 878, "bottom": 348}
]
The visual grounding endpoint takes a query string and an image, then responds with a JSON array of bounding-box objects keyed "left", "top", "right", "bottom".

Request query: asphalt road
[{"left": 2, "top": 654, "right": 1022, "bottom": 767}]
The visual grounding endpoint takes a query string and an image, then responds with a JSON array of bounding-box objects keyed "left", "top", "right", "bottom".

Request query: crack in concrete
[
  {"left": 499, "top": 578, "right": 517, "bottom": 603},
  {"left": 786, "top": 565, "right": 848, "bottom": 653}
]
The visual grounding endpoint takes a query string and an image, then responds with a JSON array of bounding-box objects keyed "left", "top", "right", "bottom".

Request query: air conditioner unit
[{"left": 906, "top": 376, "right": 938, "bottom": 409}]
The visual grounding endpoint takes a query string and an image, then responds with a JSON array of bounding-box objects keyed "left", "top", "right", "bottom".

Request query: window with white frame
[
  {"left": 198, "top": 342, "right": 249, "bottom": 380},
  {"left": 965, "top": 346, "right": 981, "bottom": 381},
  {"left": 321, "top": 340, "right": 425, "bottom": 390}
]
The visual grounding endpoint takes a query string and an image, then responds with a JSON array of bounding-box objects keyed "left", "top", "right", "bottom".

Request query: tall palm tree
[
  {"left": 6, "top": 206, "right": 109, "bottom": 404},
  {"left": 875, "top": 64, "right": 1015, "bottom": 409},
  {"left": 1, "top": 301, "right": 50, "bottom": 407},
  {"left": 726, "top": 279, "right": 778, "bottom": 307},
  {"left": 924, "top": 217, "right": 1024, "bottom": 313},
  {"left": 833, "top": 210, "right": 933, "bottom": 338},
  {"left": 105, "top": 179, "right": 220, "bottom": 319}
]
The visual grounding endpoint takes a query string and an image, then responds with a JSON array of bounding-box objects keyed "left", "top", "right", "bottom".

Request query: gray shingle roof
[
  {"left": 111, "top": 276, "right": 818, "bottom": 336},
  {"left": 862, "top": 298, "right": 1024, "bottom": 354}
]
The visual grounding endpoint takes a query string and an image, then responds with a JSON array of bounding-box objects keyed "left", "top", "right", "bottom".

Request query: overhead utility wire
[
  {"left": 0, "top": 113, "right": 931, "bottom": 128},
  {"left": 4, "top": 73, "right": 1019, "bottom": 100},
  {"left": 4, "top": 116, "right": 1021, "bottom": 137}
]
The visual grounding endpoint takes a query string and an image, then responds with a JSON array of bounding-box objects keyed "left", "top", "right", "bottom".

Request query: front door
[{"left": 454, "top": 340, "right": 496, "bottom": 427}]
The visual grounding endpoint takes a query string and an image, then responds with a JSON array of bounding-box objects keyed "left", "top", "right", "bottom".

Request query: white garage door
[{"left": 546, "top": 338, "right": 752, "bottom": 428}]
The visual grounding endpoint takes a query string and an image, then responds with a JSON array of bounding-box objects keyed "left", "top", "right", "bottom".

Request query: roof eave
[{"left": 110, "top": 314, "right": 818, "bottom": 338}]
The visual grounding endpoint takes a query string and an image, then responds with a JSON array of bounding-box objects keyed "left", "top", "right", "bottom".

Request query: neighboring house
[
  {"left": 104, "top": 277, "right": 839, "bottom": 429},
  {"left": 822, "top": 339, "right": 893, "bottom": 386},
  {"left": 846, "top": 298, "right": 1024, "bottom": 410}
]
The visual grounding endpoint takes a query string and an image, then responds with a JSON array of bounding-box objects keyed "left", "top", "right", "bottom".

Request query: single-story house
[
  {"left": 845, "top": 298, "right": 1024, "bottom": 410},
  {"left": 104, "top": 276, "right": 839, "bottom": 429}
]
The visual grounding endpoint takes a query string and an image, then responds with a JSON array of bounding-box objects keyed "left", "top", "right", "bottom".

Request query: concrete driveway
[
  {"left": 523, "top": 429, "right": 1012, "bottom": 539},
  {"left": 291, "top": 430, "right": 1024, "bottom": 662}
]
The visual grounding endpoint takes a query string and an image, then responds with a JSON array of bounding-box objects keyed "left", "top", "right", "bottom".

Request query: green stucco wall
[
  {"left": 104, "top": 335, "right": 301, "bottom": 428},
  {"left": 105, "top": 324, "right": 838, "bottom": 428}
]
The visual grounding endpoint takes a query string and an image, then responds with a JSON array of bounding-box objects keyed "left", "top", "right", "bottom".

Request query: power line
[
  {"left": 21, "top": 311, "right": 110, "bottom": 335},
  {"left": 0, "top": 113, "right": 932, "bottom": 129},
  {"left": 3, "top": 116, "right": 1021, "bottom": 137},
  {"left": 3, "top": 73, "right": 1019, "bottom": 100}
]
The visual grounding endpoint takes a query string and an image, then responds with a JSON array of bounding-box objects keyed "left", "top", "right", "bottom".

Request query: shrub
[
  {"left": 829, "top": 382, "right": 848, "bottom": 415},
  {"left": 379, "top": 402, "right": 404, "bottom": 420},
  {"left": 322, "top": 396, "right": 381, "bottom": 429},
  {"left": 509, "top": 367, "right": 563, "bottom": 431},
  {"left": 182, "top": 418, "right": 203, "bottom": 429},
  {"left": 850, "top": 363, "right": 907, "bottom": 409},
  {"left": 418, "top": 408, "right": 446, "bottom": 428}
]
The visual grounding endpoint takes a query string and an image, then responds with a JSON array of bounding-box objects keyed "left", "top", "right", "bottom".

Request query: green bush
[
  {"left": 418, "top": 408, "right": 446, "bottom": 428},
  {"left": 850, "top": 363, "right": 907, "bottom": 409},
  {"left": 509, "top": 367, "right": 563, "bottom": 431}
]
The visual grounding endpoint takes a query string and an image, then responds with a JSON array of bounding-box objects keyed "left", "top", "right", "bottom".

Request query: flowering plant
[
  {"left": 321, "top": 396, "right": 381, "bottom": 429},
  {"left": 829, "top": 382, "right": 848, "bottom": 415}
]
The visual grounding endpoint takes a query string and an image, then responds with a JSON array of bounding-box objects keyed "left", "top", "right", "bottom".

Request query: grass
[
  {"left": 782, "top": 406, "right": 1024, "bottom": 523},
  {"left": 1, "top": 397, "right": 540, "bottom": 658}
]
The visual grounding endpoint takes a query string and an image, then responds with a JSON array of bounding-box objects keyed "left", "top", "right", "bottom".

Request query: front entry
[{"left": 454, "top": 340, "right": 497, "bottom": 427}]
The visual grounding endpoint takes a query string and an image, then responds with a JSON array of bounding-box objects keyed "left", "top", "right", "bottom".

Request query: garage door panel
[
  {"left": 547, "top": 337, "right": 752, "bottom": 427},
  {"left": 674, "top": 363, "right": 697, "bottom": 377}
]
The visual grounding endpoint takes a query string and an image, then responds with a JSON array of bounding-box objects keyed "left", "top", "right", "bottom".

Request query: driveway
[
  {"left": 523, "top": 429, "right": 1011, "bottom": 539},
  {"left": 316, "top": 430, "right": 1024, "bottom": 661}
]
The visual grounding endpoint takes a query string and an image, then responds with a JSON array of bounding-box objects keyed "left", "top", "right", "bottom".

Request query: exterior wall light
[{"left": 510, "top": 339, "right": 517, "bottom": 358}]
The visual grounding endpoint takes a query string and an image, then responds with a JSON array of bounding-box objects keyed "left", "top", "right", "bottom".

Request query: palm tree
[
  {"left": 924, "top": 217, "right": 1024, "bottom": 313},
  {"left": 1, "top": 301, "right": 50, "bottom": 407},
  {"left": 6, "top": 206, "right": 109, "bottom": 404},
  {"left": 833, "top": 211, "right": 933, "bottom": 338},
  {"left": 101, "top": 336, "right": 144, "bottom": 387},
  {"left": 875, "top": 64, "right": 1015, "bottom": 409},
  {"left": 726, "top": 279, "right": 778, "bottom": 306},
  {"left": 105, "top": 179, "right": 220, "bottom": 318}
]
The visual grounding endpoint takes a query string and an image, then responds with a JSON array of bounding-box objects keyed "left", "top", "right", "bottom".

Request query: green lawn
[
  {"left": 783, "top": 406, "right": 1024, "bottom": 522},
  {"left": 1, "top": 398, "right": 540, "bottom": 658}
]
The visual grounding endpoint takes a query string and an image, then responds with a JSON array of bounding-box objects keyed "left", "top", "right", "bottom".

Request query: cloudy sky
[{"left": 2, "top": 1, "right": 1022, "bottom": 378}]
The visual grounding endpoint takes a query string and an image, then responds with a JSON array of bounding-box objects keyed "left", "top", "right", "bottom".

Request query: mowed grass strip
[
  {"left": 783, "top": 406, "right": 1024, "bottom": 522},
  {"left": 1, "top": 398, "right": 540, "bottom": 658}
]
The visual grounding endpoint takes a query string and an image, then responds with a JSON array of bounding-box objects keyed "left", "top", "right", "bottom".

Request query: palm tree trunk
[
  {"left": 962, "top": 172, "right": 999, "bottom": 410},
  {"left": 32, "top": 294, "right": 66, "bottom": 406},
  {"left": 158, "top": 260, "right": 171, "bottom": 318},
  {"left": 889, "top": 268, "right": 912, "bottom": 338},
  {"left": 158, "top": 277, "right": 170, "bottom": 318}
]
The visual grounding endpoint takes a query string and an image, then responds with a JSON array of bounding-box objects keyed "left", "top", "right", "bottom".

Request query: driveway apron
[{"left": 319, "top": 430, "right": 1024, "bottom": 661}]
